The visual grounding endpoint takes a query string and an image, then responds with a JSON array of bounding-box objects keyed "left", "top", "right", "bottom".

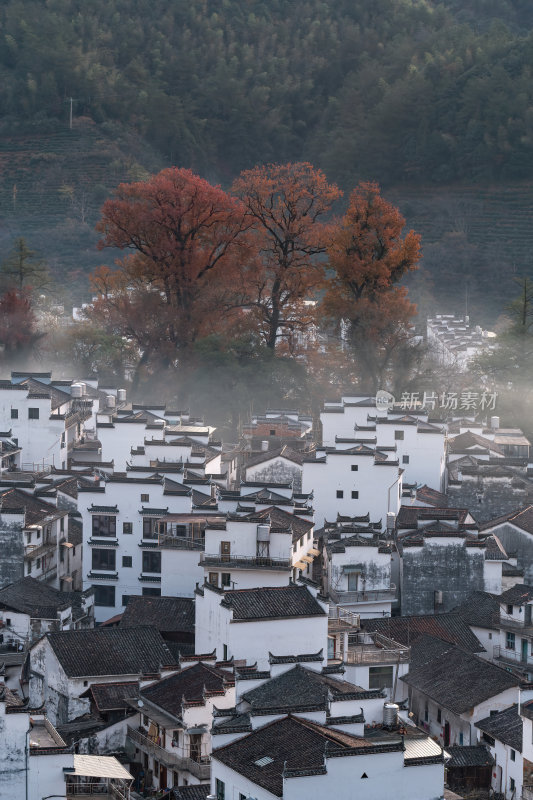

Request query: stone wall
[
  {"left": 448, "top": 474, "right": 533, "bottom": 524},
  {"left": 0, "top": 514, "right": 24, "bottom": 588},
  {"left": 401, "top": 542, "right": 485, "bottom": 616}
]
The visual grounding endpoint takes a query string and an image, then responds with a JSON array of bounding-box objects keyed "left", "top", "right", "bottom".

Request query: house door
[
  {"left": 444, "top": 722, "right": 450, "bottom": 747},
  {"left": 522, "top": 638, "right": 529, "bottom": 663},
  {"left": 190, "top": 734, "right": 202, "bottom": 762},
  {"left": 347, "top": 572, "right": 359, "bottom": 591},
  {"left": 220, "top": 541, "right": 231, "bottom": 562},
  {"left": 159, "top": 766, "right": 167, "bottom": 789}
]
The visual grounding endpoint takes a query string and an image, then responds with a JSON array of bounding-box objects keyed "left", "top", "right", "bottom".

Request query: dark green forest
[{"left": 1, "top": 0, "right": 533, "bottom": 317}]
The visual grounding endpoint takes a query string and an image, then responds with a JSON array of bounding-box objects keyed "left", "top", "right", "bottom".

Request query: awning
[
  {"left": 293, "top": 561, "right": 306, "bottom": 570},
  {"left": 69, "top": 754, "right": 132, "bottom": 780},
  {"left": 301, "top": 555, "right": 313, "bottom": 563},
  {"left": 187, "top": 725, "right": 207, "bottom": 734},
  {"left": 342, "top": 564, "right": 363, "bottom": 573},
  {"left": 308, "top": 548, "right": 320, "bottom": 556}
]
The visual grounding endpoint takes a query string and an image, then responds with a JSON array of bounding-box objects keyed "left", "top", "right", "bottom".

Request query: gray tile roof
[
  {"left": 498, "top": 584, "right": 533, "bottom": 605},
  {"left": 172, "top": 785, "right": 211, "bottom": 800},
  {"left": 221, "top": 585, "right": 326, "bottom": 621},
  {"left": 45, "top": 626, "right": 178, "bottom": 678},
  {"left": 475, "top": 705, "right": 522, "bottom": 752},
  {"left": 141, "top": 662, "right": 233, "bottom": 716},
  {"left": 446, "top": 745, "right": 494, "bottom": 768},
  {"left": 0, "top": 577, "right": 74, "bottom": 618},
  {"left": 241, "top": 665, "right": 379, "bottom": 714},
  {"left": 452, "top": 591, "right": 500, "bottom": 630},
  {"left": 213, "top": 715, "right": 385, "bottom": 797},
  {"left": 119, "top": 595, "right": 194, "bottom": 634},
  {"left": 82, "top": 681, "right": 139, "bottom": 712},
  {"left": 402, "top": 643, "right": 519, "bottom": 714},
  {"left": 361, "top": 613, "right": 484, "bottom": 652}
]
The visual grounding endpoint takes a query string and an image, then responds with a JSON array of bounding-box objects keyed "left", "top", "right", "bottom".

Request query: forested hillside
[{"left": 1, "top": 0, "right": 533, "bottom": 314}]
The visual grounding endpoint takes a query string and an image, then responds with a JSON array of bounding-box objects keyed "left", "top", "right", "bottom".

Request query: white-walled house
[
  {"left": 0, "top": 486, "right": 68, "bottom": 589},
  {"left": 475, "top": 704, "right": 527, "bottom": 800},
  {"left": 127, "top": 660, "right": 235, "bottom": 791},
  {"left": 0, "top": 684, "right": 133, "bottom": 800},
  {"left": 201, "top": 506, "right": 317, "bottom": 592},
  {"left": 27, "top": 626, "right": 179, "bottom": 724},
  {"left": 0, "top": 372, "right": 96, "bottom": 470},
  {"left": 210, "top": 713, "right": 445, "bottom": 800},
  {"left": 79, "top": 474, "right": 205, "bottom": 622},
  {"left": 324, "top": 532, "right": 395, "bottom": 618},
  {"left": 243, "top": 446, "right": 304, "bottom": 492},
  {"left": 194, "top": 583, "right": 329, "bottom": 670},
  {"left": 302, "top": 445, "right": 402, "bottom": 529},
  {"left": 402, "top": 637, "right": 520, "bottom": 748}
]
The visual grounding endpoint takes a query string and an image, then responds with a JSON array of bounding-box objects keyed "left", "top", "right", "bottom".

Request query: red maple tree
[
  {"left": 94, "top": 167, "right": 250, "bottom": 361},
  {"left": 232, "top": 162, "right": 342, "bottom": 351}
]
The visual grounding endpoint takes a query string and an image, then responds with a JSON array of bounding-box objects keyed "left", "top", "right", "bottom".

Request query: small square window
[
  {"left": 394, "top": 430, "right": 404, "bottom": 440},
  {"left": 437, "top": 708, "right": 441, "bottom": 723},
  {"left": 351, "top": 464, "right": 358, "bottom": 471},
  {"left": 123, "top": 522, "right": 133, "bottom": 534},
  {"left": 122, "top": 556, "right": 132, "bottom": 568},
  {"left": 507, "top": 604, "right": 514, "bottom": 615},
  {"left": 351, "top": 490, "right": 359, "bottom": 499},
  {"left": 269, "top": 429, "right": 276, "bottom": 436},
  {"left": 510, "top": 749, "right": 516, "bottom": 761},
  {"left": 336, "top": 490, "right": 343, "bottom": 498},
  {"left": 402, "top": 455, "right": 410, "bottom": 464},
  {"left": 142, "top": 587, "right": 161, "bottom": 597},
  {"left": 510, "top": 778, "right": 515, "bottom": 792},
  {"left": 10, "top": 408, "right": 18, "bottom": 419},
  {"left": 209, "top": 572, "right": 218, "bottom": 586},
  {"left": 141, "top": 494, "right": 149, "bottom": 502},
  {"left": 221, "top": 572, "right": 231, "bottom": 587},
  {"left": 28, "top": 408, "right": 39, "bottom": 420}
]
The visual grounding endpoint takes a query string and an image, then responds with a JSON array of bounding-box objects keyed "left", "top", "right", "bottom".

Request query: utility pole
[{"left": 65, "top": 97, "right": 79, "bottom": 130}]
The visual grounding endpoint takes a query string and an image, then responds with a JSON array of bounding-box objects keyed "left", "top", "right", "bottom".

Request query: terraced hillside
[
  {"left": 390, "top": 182, "right": 533, "bottom": 324},
  {"left": 0, "top": 119, "right": 163, "bottom": 303}
]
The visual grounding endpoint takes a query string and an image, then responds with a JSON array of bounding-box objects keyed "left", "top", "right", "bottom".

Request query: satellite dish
[{"left": 137, "top": 699, "right": 144, "bottom": 708}]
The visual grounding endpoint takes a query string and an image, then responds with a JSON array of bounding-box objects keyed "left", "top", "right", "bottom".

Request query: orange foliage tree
[
  {"left": 0, "top": 290, "right": 43, "bottom": 362},
  {"left": 232, "top": 162, "right": 342, "bottom": 351},
  {"left": 322, "top": 182, "right": 421, "bottom": 392},
  {"left": 93, "top": 167, "right": 250, "bottom": 371}
]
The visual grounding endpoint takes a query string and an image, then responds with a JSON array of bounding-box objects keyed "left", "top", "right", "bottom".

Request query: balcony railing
[
  {"left": 328, "top": 585, "right": 397, "bottom": 605},
  {"left": 159, "top": 534, "right": 205, "bottom": 551},
  {"left": 523, "top": 784, "right": 533, "bottom": 800},
  {"left": 328, "top": 606, "right": 361, "bottom": 632},
  {"left": 66, "top": 781, "right": 129, "bottom": 799},
  {"left": 127, "top": 726, "right": 210, "bottom": 780},
  {"left": 201, "top": 553, "right": 291, "bottom": 570},
  {"left": 343, "top": 632, "right": 410, "bottom": 666},
  {"left": 498, "top": 614, "right": 533, "bottom": 635},
  {"left": 25, "top": 537, "right": 57, "bottom": 559},
  {"left": 493, "top": 644, "right": 532, "bottom": 667}
]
